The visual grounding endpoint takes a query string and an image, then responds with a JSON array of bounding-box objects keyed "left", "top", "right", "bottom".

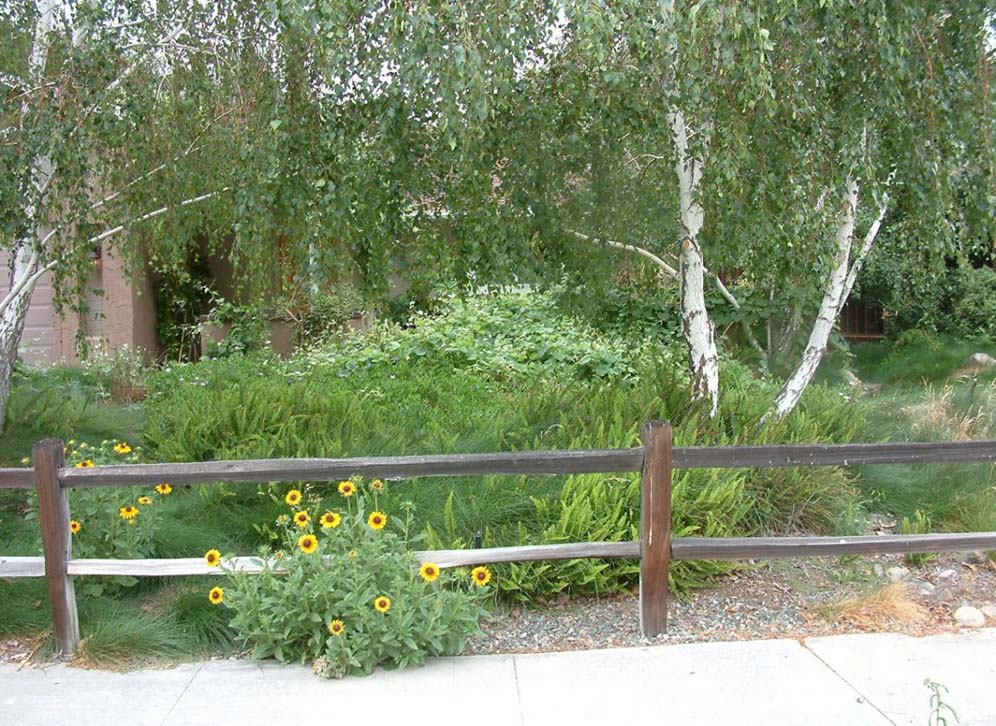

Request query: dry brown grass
[
  {"left": 901, "top": 383, "right": 993, "bottom": 441},
  {"left": 818, "top": 583, "right": 928, "bottom": 630}
]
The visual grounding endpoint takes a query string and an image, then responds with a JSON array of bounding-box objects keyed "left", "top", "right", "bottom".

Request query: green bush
[
  {"left": 951, "top": 267, "right": 996, "bottom": 340},
  {"left": 221, "top": 480, "right": 488, "bottom": 678}
]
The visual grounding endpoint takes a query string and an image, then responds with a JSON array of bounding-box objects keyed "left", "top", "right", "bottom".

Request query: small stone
[
  {"left": 913, "top": 579, "right": 936, "bottom": 597},
  {"left": 937, "top": 568, "right": 957, "bottom": 580},
  {"left": 954, "top": 606, "right": 986, "bottom": 628},
  {"left": 887, "top": 566, "right": 910, "bottom": 583},
  {"left": 873, "top": 564, "right": 885, "bottom": 578},
  {"left": 981, "top": 605, "right": 996, "bottom": 621}
]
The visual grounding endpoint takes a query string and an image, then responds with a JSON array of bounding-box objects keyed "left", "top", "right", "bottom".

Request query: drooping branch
[
  {"left": 86, "top": 189, "right": 229, "bottom": 246},
  {"left": 705, "top": 267, "right": 767, "bottom": 362},
  {"left": 567, "top": 229, "right": 678, "bottom": 280},
  {"left": 0, "top": 189, "right": 229, "bottom": 319}
]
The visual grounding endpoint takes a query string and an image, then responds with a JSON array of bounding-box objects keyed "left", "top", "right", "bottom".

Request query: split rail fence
[{"left": 2, "top": 421, "right": 996, "bottom": 657}]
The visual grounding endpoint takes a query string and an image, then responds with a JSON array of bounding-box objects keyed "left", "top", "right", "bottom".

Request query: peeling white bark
[
  {"left": 670, "top": 108, "right": 719, "bottom": 416},
  {"left": 0, "top": 0, "right": 60, "bottom": 430},
  {"left": 768, "top": 178, "right": 859, "bottom": 421}
]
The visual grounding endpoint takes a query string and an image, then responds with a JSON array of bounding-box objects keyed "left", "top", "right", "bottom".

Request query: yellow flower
[
  {"left": 374, "top": 596, "right": 391, "bottom": 613},
  {"left": 367, "top": 511, "right": 387, "bottom": 530},
  {"left": 75, "top": 460, "right": 95, "bottom": 468},
  {"left": 419, "top": 562, "right": 440, "bottom": 583},
  {"left": 138, "top": 496, "right": 152, "bottom": 505},
  {"left": 69, "top": 520, "right": 81, "bottom": 535},
  {"left": 328, "top": 619, "right": 345, "bottom": 636},
  {"left": 293, "top": 511, "right": 310, "bottom": 528},
  {"left": 275, "top": 514, "right": 289, "bottom": 525},
  {"left": 155, "top": 483, "right": 172, "bottom": 495},
  {"left": 118, "top": 505, "right": 139, "bottom": 520},
  {"left": 471, "top": 566, "right": 492, "bottom": 587},
  {"left": 337, "top": 481, "right": 356, "bottom": 497},
  {"left": 208, "top": 586, "right": 224, "bottom": 605},
  {"left": 205, "top": 549, "right": 222, "bottom": 568},
  {"left": 284, "top": 489, "right": 302, "bottom": 506},
  {"left": 20, "top": 456, "right": 30, "bottom": 465},
  {"left": 298, "top": 534, "right": 318, "bottom": 554},
  {"left": 319, "top": 511, "right": 341, "bottom": 529},
  {"left": 371, "top": 479, "right": 384, "bottom": 491},
  {"left": 68, "top": 439, "right": 76, "bottom": 446},
  {"left": 349, "top": 549, "right": 357, "bottom": 559},
  {"left": 113, "top": 442, "right": 132, "bottom": 455},
  {"left": 78, "top": 442, "right": 87, "bottom": 449}
]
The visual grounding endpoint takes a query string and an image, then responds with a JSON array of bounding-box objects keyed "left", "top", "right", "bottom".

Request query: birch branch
[
  {"left": 3, "top": 189, "right": 231, "bottom": 318},
  {"left": 86, "top": 189, "right": 229, "bottom": 246},
  {"left": 73, "top": 23, "right": 188, "bottom": 135},
  {"left": 567, "top": 229, "right": 678, "bottom": 280},
  {"left": 0, "top": 248, "right": 41, "bottom": 318},
  {"left": 705, "top": 266, "right": 767, "bottom": 362},
  {"left": 840, "top": 170, "right": 895, "bottom": 306}
]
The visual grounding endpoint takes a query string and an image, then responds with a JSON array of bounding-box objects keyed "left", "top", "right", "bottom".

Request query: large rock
[
  {"left": 981, "top": 604, "right": 996, "bottom": 621},
  {"left": 963, "top": 352, "right": 996, "bottom": 370},
  {"left": 954, "top": 606, "right": 986, "bottom": 628}
]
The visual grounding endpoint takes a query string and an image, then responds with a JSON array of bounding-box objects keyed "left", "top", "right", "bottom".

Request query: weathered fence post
[
  {"left": 33, "top": 439, "right": 79, "bottom": 656},
  {"left": 640, "top": 420, "right": 672, "bottom": 637}
]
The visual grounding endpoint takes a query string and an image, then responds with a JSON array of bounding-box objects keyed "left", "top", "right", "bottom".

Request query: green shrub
[
  {"left": 950, "top": 267, "right": 996, "bottom": 340},
  {"left": 221, "top": 480, "right": 488, "bottom": 678}
]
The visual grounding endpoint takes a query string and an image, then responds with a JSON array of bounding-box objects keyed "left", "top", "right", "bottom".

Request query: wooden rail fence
[{"left": 2, "top": 422, "right": 995, "bottom": 657}]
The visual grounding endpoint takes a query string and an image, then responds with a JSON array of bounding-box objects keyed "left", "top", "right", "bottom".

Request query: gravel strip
[{"left": 464, "top": 552, "right": 996, "bottom": 655}]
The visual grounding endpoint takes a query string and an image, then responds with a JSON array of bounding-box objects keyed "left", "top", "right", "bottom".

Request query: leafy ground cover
[{"left": 1, "top": 291, "right": 993, "bottom": 666}]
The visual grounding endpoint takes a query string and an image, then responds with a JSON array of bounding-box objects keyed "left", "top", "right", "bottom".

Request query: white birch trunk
[
  {"left": 669, "top": 108, "right": 719, "bottom": 416},
  {"left": 767, "top": 178, "right": 859, "bottom": 421},
  {"left": 0, "top": 0, "right": 60, "bottom": 431}
]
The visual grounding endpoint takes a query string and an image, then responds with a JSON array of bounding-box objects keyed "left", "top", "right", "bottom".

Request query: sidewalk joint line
[
  {"left": 799, "top": 639, "right": 896, "bottom": 725},
  {"left": 511, "top": 655, "right": 525, "bottom": 726},
  {"left": 159, "top": 662, "right": 203, "bottom": 726}
]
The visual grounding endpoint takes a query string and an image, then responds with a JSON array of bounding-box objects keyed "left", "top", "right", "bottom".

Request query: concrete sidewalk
[{"left": 2, "top": 628, "right": 993, "bottom": 726}]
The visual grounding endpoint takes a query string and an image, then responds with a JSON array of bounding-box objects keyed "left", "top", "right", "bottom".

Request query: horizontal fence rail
[
  {"left": 4, "top": 431, "right": 995, "bottom": 657},
  {"left": 7, "top": 532, "right": 996, "bottom": 580},
  {"left": 56, "top": 439, "right": 996, "bottom": 488},
  {"left": 59, "top": 449, "right": 646, "bottom": 487},
  {"left": 672, "top": 440, "right": 996, "bottom": 468},
  {"left": 0, "top": 468, "right": 34, "bottom": 489}
]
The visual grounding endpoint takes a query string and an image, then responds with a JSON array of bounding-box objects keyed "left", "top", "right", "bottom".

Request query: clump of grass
[
  {"left": 72, "top": 598, "right": 202, "bottom": 669},
  {"left": 819, "top": 583, "right": 927, "bottom": 630},
  {"left": 901, "top": 383, "right": 993, "bottom": 442},
  {"left": 156, "top": 581, "right": 236, "bottom": 651}
]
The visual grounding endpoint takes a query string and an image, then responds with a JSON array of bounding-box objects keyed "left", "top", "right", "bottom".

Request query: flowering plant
[
  {"left": 218, "top": 478, "right": 490, "bottom": 678},
  {"left": 24, "top": 439, "right": 170, "bottom": 597}
]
